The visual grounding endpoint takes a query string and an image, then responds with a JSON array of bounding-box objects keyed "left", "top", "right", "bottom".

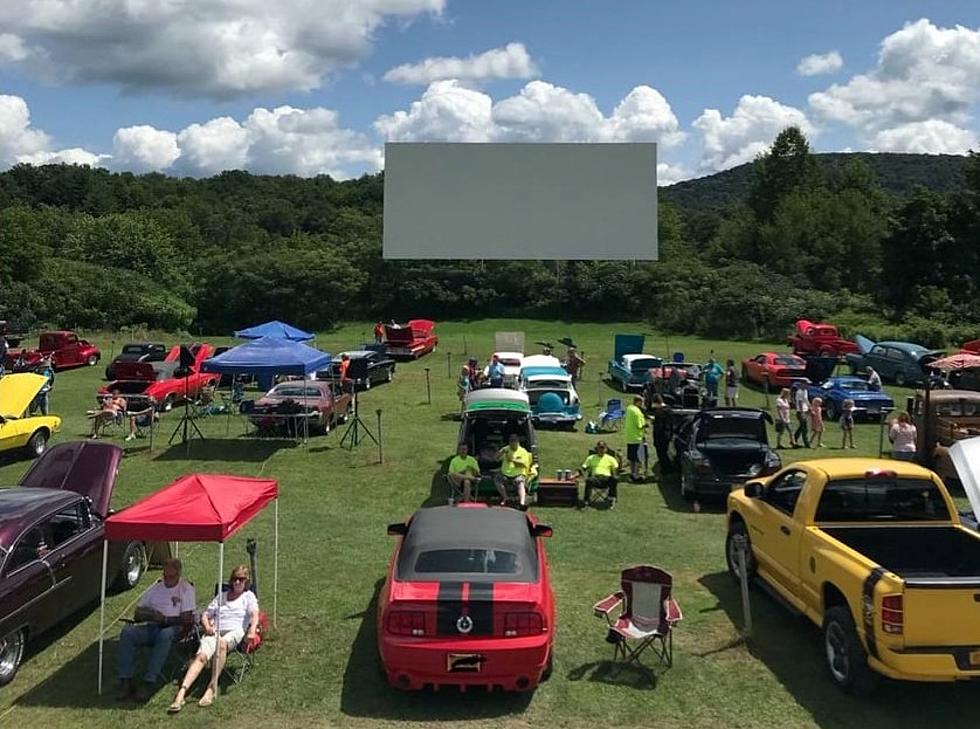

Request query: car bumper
[
  {"left": 380, "top": 633, "right": 551, "bottom": 691},
  {"left": 532, "top": 413, "right": 582, "bottom": 424},
  {"left": 872, "top": 647, "right": 980, "bottom": 682},
  {"left": 692, "top": 470, "right": 777, "bottom": 496}
]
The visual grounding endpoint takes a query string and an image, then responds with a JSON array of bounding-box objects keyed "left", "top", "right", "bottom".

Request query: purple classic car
[{"left": 0, "top": 441, "right": 146, "bottom": 685}]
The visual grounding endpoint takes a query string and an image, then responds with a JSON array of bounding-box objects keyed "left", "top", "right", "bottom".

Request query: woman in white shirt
[
  {"left": 888, "top": 411, "right": 918, "bottom": 461},
  {"left": 169, "top": 565, "right": 259, "bottom": 712}
]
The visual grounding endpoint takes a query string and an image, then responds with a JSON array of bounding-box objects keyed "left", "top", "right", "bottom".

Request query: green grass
[{"left": 0, "top": 319, "right": 972, "bottom": 729}]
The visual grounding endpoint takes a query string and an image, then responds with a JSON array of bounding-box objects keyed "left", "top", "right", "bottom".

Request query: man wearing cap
[
  {"left": 576, "top": 441, "right": 620, "bottom": 508},
  {"left": 448, "top": 442, "right": 481, "bottom": 502},
  {"left": 623, "top": 396, "right": 649, "bottom": 483}
]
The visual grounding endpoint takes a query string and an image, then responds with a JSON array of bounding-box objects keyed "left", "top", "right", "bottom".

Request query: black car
[
  {"left": 316, "top": 349, "right": 396, "bottom": 390},
  {"left": 104, "top": 342, "right": 168, "bottom": 380},
  {"left": 674, "top": 407, "right": 780, "bottom": 500}
]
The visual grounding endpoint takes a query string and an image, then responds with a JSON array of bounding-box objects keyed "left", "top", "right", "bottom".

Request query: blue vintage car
[
  {"left": 607, "top": 334, "right": 662, "bottom": 391},
  {"left": 805, "top": 375, "right": 895, "bottom": 420},
  {"left": 519, "top": 365, "right": 582, "bottom": 428}
]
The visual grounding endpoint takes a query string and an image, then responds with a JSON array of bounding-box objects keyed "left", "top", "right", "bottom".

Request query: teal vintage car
[
  {"left": 607, "top": 334, "right": 662, "bottom": 391},
  {"left": 519, "top": 365, "right": 582, "bottom": 429}
]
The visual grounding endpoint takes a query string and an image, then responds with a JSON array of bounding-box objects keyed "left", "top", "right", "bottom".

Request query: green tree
[{"left": 748, "top": 126, "right": 818, "bottom": 222}]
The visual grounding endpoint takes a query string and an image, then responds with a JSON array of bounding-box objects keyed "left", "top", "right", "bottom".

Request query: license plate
[
  {"left": 969, "top": 650, "right": 980, "bottom": 667},
  {"left": 447, "top": 653, "right": 484, "bottom": 673},
  {"left": 867, "top": 406, "right": 880, "bottom": 413}
]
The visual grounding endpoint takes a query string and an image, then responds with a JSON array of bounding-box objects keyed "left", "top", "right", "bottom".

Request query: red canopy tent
[{"left": 97, "top": 474, "right": 279, "bottom": 696}]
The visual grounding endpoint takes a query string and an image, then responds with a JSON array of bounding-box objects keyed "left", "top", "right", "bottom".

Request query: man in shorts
[{"left": 624, "top": 396, "right": 649, "bottom": 483}]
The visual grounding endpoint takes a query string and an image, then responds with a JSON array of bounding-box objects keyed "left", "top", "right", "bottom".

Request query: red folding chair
[{"left": 593, "top": 565, "right": 682, "bottom": 670}]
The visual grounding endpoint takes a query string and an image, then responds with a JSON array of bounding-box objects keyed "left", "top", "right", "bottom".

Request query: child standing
[
  {"left": 840, "top": 398, "right": 855, "bottom": 449},
  {"left": 775, "top": 387, "right": 793, "bottom": 448},
  {"left": 810, "top": 396, "right": 824, "bottom": 447}
]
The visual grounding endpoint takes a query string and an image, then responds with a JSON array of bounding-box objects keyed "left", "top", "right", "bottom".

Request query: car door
[
  {"left": 746, "top": 469, "right": 806, "bottom": 607},
  {"left": 0, "top": 418, "right": 29, "bottom": 451},
  {"left": 39, "top": 502, "right": 103, "bottom": 616},
  {"left": 867, "top": 345, "right": 889, "bottom": 378},
  {"left": 61, "top": 334, "right": 82, "bottom": 367},
  {"left": 0, "top": 526, "right": 57, "bottom": 638}
]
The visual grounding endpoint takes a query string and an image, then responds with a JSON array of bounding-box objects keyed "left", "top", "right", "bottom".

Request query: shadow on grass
[
  {"left": 420, "top": 460, "right": 452, "bottom": 508},
  {"left": 698, "top": 571, "right": 980, "bottom": 729},
  {"left": 152, "top": 439, "right": 298, "bottom": 462},
  {"left": 566, "top": 660, "right": 657, "bottom": 690},
  {"left": 654, "top": 471, "right": 727, "bottom": 514},
  {"left": 340, "top": 579, "right": 532, "bottom": 721}
]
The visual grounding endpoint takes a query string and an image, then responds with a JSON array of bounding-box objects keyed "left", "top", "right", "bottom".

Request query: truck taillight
[
  {"left": 881, "top": 594, "right": 904, "bottom": 634},
  {"left": 386, "top": 610, "right": 426, "bottom": 636},
  {"left": 503, "top": 612, "right": 544, "bottom": 636}
]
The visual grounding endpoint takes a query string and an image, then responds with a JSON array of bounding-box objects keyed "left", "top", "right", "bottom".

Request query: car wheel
[
  {"left": 86, "top": 354, "right": 98, "bottom": 366},
  {"left": 823, "top": 606, "right": 877, "bottom": 695},
  {"left": 386, "top": 367, "right": 394, "bottom": 383},
  {"left": 104, "top": 366, "right": 113, "bottom": 380},
  {"left": 113, "top": 541, "right": 146, "bottom": 592},
  {"left": 725, "top": 520, "right": 757, "bottom": 583},
  {"left": 162, "top": 395, "right": 175, "bottom": 412},
  {"left": 894, "top": 371, "right": 906, "bottom": 386},
  {"left": 26, "top": 430, "right": 48, "bottom": 458},
  {"left": 0, "top": 628, "right": 26, "bottom": 687}
]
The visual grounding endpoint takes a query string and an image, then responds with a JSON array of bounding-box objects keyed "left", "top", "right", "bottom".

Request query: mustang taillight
[
  {"left": 387, "top": 610, "right": 426, "bottom": 636},
  {"left": 503, "top": 612, "right": 544, "bottom": 637},
  {"left": 881, "top": 594, "right": 904, "bottom": 634}
]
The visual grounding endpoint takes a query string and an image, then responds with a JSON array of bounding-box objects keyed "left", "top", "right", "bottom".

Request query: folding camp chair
[
  {"left": 598, "top": 398, "right": 625, "bottom": 431},
  {"left": 445, "top": 473, "right": 466, "bottom": 506},
  {"left": 208, "top": 582, "right": 267, "bottom": 685},
  {"left": 593, "top": 565, "right": 682, "bottom": 671}
]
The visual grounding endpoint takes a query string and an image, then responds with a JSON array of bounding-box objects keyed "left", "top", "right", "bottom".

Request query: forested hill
[{"left": 662, "top": 152, "right": 969, "bottom": 213}]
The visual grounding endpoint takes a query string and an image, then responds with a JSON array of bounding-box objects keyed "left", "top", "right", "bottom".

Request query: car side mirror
[
  {"left": 387, "top": 522, "right": 408, "bottom": 536},
  {"left": 531, "top": 523, "right": 553, "bottom": 538},
  {"left": 743, "top": 482, "right": 764, "bottom": 499}
]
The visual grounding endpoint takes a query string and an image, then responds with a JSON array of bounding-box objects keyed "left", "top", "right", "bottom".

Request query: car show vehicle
[
  {"left": 846, "top": 336, "right": 944, "bottom": 386},
  {"left": 607, "top": 334, "right": 662, "bottom": 392},
  {"left": 741, "top": 352, "right": 807, "bottom": 388},
  {"left": 0, "top": 374, "right": 61, "bottom": 459},
  {"left": 674, "top": 408, "right": 780, "bottom": 500},
  {"left": 908, "top": 389, "right": 980, "bottom": 486},
  {"left": 249, "top": 380, "right": 352, "bottom": 434},
  {"left": 378, "top": 504, "right": 555, "bottom": 691},
  {"left": 483, "top": 352, "right": 524, "bottom": 388},
  {"left": 0, "top": 441, "right": 146, "bottom": 686},
  {"left": 4, "top": 331, "right": 101, "bottom": 372},
  {"left": 787, "top": 319, "right": 859, "bottom": 358},
  {"left": 103, "top": 342, "right": 168, "bottom": 381},
  {"left": 644, "top": 362, "right": 703, "bottom": 409},
  {"left": 727, "top": 457, "right": 980, "bottom": 693},
  {"left": 98, "top": 343, "right": 220, "bottom": 412},
  {"left": 518, "top": 366, "right": 581, "bottom": 428},
  {"left": 806, "top": 376, "right": 895, "bottom": 421},
  {"left": 317, "top": 349, "right": 396, "bottom": 390},
  {"left": 384, "top": 320, "right": 438, "bottom": 359}
]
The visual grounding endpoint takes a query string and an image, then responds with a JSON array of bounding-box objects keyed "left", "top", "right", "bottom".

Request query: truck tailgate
[{"left": 903, "top": 581, "right": 980, "bottom": 646}]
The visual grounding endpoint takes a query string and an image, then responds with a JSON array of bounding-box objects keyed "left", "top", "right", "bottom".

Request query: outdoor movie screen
[{"left": 383, "top": 142, "right": 658, "bottom": 260}]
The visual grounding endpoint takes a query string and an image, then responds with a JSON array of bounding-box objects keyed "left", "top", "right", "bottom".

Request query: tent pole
[
  {"left": 274, "top": 497, "right": 279, "bottom": 628},
  {"left": 97, "top": 539, "right": 109, "bottom": 695},
  {"left": 212, "top": 541, "right": 224, "bottom": 700}
]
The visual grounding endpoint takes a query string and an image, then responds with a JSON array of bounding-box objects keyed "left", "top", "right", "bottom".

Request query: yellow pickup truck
[{"left": 726, "top": 452, "right": 980, "bottom": 693}]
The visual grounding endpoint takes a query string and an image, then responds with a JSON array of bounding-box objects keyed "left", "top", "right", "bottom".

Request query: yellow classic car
[{"left": 0, "top": 373, "right": 61, "bottom": 458}]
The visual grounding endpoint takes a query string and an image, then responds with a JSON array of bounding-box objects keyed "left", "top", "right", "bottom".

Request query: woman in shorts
[
  {"left": 810, "top": 396, "right": 825, "bottom": 448},
  {"left": 840, "top": 398, "right": 855, "bottom": 449}
]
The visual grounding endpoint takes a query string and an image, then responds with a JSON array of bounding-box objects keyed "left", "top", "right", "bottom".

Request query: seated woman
[
  {"left": 89, "top": 390, "right": 127, "bottom": 438},
  {"left": 169, "top": 565, "right": 259, "bottom": 712}
]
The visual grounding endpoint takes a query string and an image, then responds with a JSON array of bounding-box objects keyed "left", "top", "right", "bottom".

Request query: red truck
[
  {"left": 4, "top": 331, "right": 101, "bottom": 371},
  {"left": 787, "top": 319, "right": 859, "bottom": 358},
  {"left": 383, "top": 320, "right": 438, "bottom": 359},
  {"left": 98, "top": 343, "right": 220, "bottom": 411}
]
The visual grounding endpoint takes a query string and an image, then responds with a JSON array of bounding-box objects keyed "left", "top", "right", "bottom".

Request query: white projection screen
[{"left": 383, "top": 143, "right": 658, "bottom": 260}]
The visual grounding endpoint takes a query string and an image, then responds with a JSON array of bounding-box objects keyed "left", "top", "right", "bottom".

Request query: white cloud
[
  {"left": 17, "top": 147, "right": 107, "bottom": 166},
  {"left": 871, "top": 120, "right": 978, "bottom": 154},
  {"left": 374, "top": 80, "right": 493, "bottom": 142},
  {"left": 657, "top": 162, "right": 689, "bottom": 186},
  {"left": 175, "top": 118, "right": 250, "bottom": 176},
  {"left": 113, "top": 126, "right": 180, "bottom": 172},
  {"left": 383, "top": 42, "right": 538, "bottom": 85},
  {"left": 693, "top": 95, "right": 814, "bottom": 172},
  {"left": 0, "top": 94, "right": 51, "bottom": 164},
  {"left": 797, "top": 50, "right": 843, "bottom": 77},
  {"left": 605, "top": 86, "right": 687, "bottom": 146},
  {"left": 0, "top": 0, "right": 445, "bottom": 98},
  {"left": 492, "top": 81, "right": 605, "bottom": 142}
]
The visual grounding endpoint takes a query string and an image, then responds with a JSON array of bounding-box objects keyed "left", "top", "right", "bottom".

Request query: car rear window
[
  {"left": 122, "top": 345, "right": 146, "bottom": 354},
  {"left": 272, "top": 385, "right": 322, "bottom": 398},
  {"left": 774, "top": 356, "right": 803, "bottom": 366},
  {"left": 703, "top": 417, "right": 764, "bottom": 441},
  {"left": 629, "top": 358, "right": 658, "bottom": 372},
  {"left": 414, "top": 548, "right": 521, "bottom": 575},
  {"left": 815, "top": 478, "right": 952, "bottom": 522}
]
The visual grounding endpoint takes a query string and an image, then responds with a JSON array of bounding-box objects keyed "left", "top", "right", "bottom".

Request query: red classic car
[
  {"left": 741, "top": 352, "right": 807, "bottom": 388},
  {"left": 787, "top": 319, "right": 858, "bottom": 358},
  {"left": 379, "top": 505, "right": 555, "bottom": 692},
  {"left": 4, "top": 331, "right": 101, "bottom": 371},
  {"left": 98, "top": 343, "right": 220, "bottom": 411},
  {"left": 384, "top": 320, "right": 438, "bottom": 359},
  {"left": 249, "top": 380, "right": 353, "bottom": 433}
]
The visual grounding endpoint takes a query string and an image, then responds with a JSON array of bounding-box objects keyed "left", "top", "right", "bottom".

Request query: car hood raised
[
  {"left": 947, "top": 439, "right": 980, "bottom": 523},
  {"left": 18, "top": 440, "right": 123, "bottom": 518},
  {"left": 854, "top": 334, "right": 875, "bottom": 355},
  {"left": 0, "top": 373, "right": 46, "bottom": 419}
]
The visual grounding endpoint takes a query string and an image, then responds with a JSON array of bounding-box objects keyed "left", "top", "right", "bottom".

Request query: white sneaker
[{"left": 125, "top": 434, "right": 136, "bottom": 442}]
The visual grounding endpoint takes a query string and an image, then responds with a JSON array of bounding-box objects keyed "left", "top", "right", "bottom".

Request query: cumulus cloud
[
  {"left": 0, "top": 0, "right": 444, "bottom": 98},
  {"left": 871, "top": 120, "right": 978, "bottom": 154},
  {"left": 113, "top": 126, "right": 180, "bottom": 172},
  {"left": 657, "top": 162, "right": 689, "bottom": 186},
  {"left": 797, "top": 50, "right": 843, "bottom": 76},
  {"left": 176, "top": 118, "right": 250, "bottom": 176},
  {"left": 383, "top": 42, "right": 538, "bottom": 85},
  {"left": 374, "top": 80, "right": 493, "bottom": 142},
  {"left": 693, "top": 95, "right": 814, "bottom": 172},
  {"left": 0, "top": 94, "right": 51, "bottom": 164},
  {"left": 17, "top": 147, "right": 107, "bottom": 166}
]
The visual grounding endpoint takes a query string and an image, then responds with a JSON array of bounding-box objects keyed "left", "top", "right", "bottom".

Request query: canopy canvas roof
[
  {"left": 234, "top": 320, "right": 314, "bottom": 342},
  {"left": 201, "top": 336, "right": 331, "bottom": 377},
  {"left": 465, "top": 388, "right": 530, "bottom": 412}
]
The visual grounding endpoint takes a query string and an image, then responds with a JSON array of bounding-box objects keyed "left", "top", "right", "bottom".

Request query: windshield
[
  {"left": 838, "top": 380, "right": 868, "bottom": 391},
  {"left": 500, "top": 358, "right": 521, "bottom": 367},
  {"left": 702, "top": 416, "right": 764, "bottom": 441},
  {"left": 414, "top": 548, "right": 521, "bottom": 574},
  {"left": 815, "top": 478, "right": 952, "bottom": 522}
]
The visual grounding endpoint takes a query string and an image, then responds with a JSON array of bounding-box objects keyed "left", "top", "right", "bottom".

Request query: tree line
[{"left": 1, "top": 129, "right": 978, "bottom": 347}]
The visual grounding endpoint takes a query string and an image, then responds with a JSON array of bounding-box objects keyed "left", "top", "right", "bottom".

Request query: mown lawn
[{"left": 0, "top": 319, "right": 973, "bottom": 729}]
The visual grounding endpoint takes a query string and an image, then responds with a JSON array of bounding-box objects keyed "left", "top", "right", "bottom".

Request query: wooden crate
[{"left": 536, "top": 478, "right": 579, "bottom": 507}]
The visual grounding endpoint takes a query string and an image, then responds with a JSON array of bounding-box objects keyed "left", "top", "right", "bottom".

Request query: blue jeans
[
  {"left": 117, "top": 623, "right": 178, "bottom": 683},
  {"left": 705, "top": 379, "right": 719, "bottom": 398}
]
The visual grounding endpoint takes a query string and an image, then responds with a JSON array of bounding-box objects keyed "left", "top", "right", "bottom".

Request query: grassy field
[{"left": 0, "top": 319, "right": 973, "bottom": 729}]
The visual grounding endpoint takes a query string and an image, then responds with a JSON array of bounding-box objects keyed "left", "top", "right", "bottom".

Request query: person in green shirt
[
  {"left": 494, "top": 433, "right": 535, "bottom": 509},
  {"left": 447, "top": 442, "right": 480, "bottom": 503},
  {"left": 575, "top": 441, "right": 620, "bottom": 508},
  {"left": 623, "top": 396, "right": 649, "bottom": 483}
]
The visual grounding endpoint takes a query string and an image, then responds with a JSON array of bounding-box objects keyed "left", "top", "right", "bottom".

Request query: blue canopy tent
[{"left": 234, "top": 320, "right": 315, "bottom": 342}]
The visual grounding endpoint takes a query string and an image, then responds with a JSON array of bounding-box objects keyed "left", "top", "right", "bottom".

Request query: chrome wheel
[
  {"left": 28, "top": 431, "right": 47, "bottom": 457},
  {"left": 0, "top": 630, "right": 25, "bottom": 686},
  {"left": 87, "top": 355, "right": 98, "bottom": 366},
  {"left": 825, "top": 621, "right": 850, "bottom": 684}
]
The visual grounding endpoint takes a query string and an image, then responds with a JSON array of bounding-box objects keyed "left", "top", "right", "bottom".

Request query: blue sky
[{"left": 0, "top": 1, "right": 978, "bottom": 182}]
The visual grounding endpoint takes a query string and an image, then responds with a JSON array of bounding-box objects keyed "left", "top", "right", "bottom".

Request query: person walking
[
  {"left": 724, "top": 359, "right": 739, "bottom": 406},
  {"left": 456, "top": 366, "right": 471, "bottom": 417},
  {"left": 793, "top": 383, "right": 810, "bottom": 448},
  {"left": 624, "top": 396, "right": 649, "bottom": 483},
  {"left": 775, "top": 387, "right": 793, "bottom": 448},
  {"left": 889, "top": 411, "right": 918, "bottom": 461},
  {"left": 703, "top": 357, "right": 723, "bottom": 404},
  {"left": 840, "top": 398, "right": 856, "bottom": 449},
  {"left": 810, "top": 396, "right": 825, "bottom": 447}
]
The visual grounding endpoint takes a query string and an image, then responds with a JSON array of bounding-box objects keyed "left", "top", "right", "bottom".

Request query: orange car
[{"left": 741, "top": 352, "right": 807, "bottom": 388}]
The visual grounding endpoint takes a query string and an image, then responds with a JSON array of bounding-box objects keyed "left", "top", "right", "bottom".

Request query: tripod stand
[
  {"left": 169, "top": 374, "right": 205, "bottom": 446},
  {"left": 340, "top": 390, "right": 378, "bottom": 450}
]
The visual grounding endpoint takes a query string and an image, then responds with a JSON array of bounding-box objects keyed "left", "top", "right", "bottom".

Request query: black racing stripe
[
  {"left": 861, "top": 567, "right": 885, "bottom": 659},
  {"left": 437, "top": 581, "right": 464, "bottom": 635},
  {"left": 467, "top": 582, "right": 495, "bottom": 637}
]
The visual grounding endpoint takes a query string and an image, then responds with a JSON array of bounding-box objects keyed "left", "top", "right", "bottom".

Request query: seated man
[
  {"left": 115, "top": 558, "right": 195, "bottom": 701},
  {"left": 494, "top": 433, "right": 535, "bottom": 509},
  {"left": 90, "top": 389, "right": 127, "bottom": 438},
  {"left": 448, "top": 442, "right": 481, "bottom": 502},
  {"left": 575, "top": 440, "right": 620, "bottom": 508}
]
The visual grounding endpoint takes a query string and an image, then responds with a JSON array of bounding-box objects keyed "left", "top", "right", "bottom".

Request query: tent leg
[
  {"left": 274, "top": 497, "right": 279, "bottom": 628},
  {"left": 97, "top": 539, "right": 109, "bottom": 695},
  {"left": 212, "top": 542, "right": 224, "bottom": 700}
]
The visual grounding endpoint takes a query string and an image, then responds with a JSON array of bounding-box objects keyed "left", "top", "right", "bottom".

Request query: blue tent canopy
[
  {"left": 233, "top": 320, "right": 314, "bottom": 342},
  {"left": 201, "top": 336, "right": 331, "bottom": 377}
]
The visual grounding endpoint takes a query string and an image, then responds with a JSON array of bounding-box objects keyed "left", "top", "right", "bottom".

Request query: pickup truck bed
[{"left": 823, "top": 525, "right": 980, "bottom": 581}]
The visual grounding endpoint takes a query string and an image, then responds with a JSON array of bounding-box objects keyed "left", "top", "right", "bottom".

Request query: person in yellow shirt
[
  {"left": 494, "top": 433, "right": 534, "bottom": 509},
  {"left": 575, "top": 441, "right": 620, "bottom": 508},
  {"left": 623, "top": 396, "right": 649, "bottom": 482},
  {"left": 447, "top": 442, "right": 481, "bottom": 503}
]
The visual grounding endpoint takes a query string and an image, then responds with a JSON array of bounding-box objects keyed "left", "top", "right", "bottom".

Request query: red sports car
[
  {"left": 378, "top": 504, "right": 555, "bottom": 692},
  {"left": 741, "top": 352, "right": 807, "bottom": 388}
]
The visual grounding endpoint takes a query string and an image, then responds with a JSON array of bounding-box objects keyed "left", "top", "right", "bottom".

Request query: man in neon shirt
[
  {"left": 447, "top": 442, "right": 481, "bottom": 503},
  {"left": 623, "top": 396, "right": 648, "bottom": 482},
  {"left": 576, "top": 441, "right": 620, "bottom": 507},
  {"left": 494, "top": 433, "right": 534, "bottom": 508}
]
